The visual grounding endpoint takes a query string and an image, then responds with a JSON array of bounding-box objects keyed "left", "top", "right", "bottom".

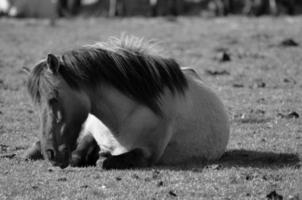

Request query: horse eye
[{"left": 48, "top": 98, "right": 58, "bottom": 106}]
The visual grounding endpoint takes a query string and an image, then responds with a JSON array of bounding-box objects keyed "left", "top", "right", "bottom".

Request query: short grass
[{"left": 0, "top": 17, "right": 301, "bottom": 200}]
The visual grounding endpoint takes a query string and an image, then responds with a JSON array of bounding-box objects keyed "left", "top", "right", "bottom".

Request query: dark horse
[{"left": 25, "top": 36, "right": 230, "bottom": 169}]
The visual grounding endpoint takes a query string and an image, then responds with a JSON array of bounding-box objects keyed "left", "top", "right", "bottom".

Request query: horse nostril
[
  {"left": 46, "top": 149, "right": 55, "bottom": 160},
  {"left": 58, "top": 145, "right": 67, "bottom": 153}
]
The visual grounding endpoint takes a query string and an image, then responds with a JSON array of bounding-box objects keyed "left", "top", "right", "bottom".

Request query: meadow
[{"left": 0, "top": 16, "right": 301, "bottom": 200}]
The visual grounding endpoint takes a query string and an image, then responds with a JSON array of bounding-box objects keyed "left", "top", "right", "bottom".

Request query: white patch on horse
[{"left": 78, "top": 114, "right": 129, "bottom": 156}]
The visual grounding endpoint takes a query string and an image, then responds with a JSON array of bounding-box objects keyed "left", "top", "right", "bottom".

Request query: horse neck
[{"left": 87, "top": 84, "right": 138, "bottom": 132}]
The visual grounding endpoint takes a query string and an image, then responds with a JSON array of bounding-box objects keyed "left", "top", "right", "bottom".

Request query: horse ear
[
  {"left": 22, "top": 66, "right": 31, "bottom": 75},
  {"left": 47, "top": 54, "right": 60, "bottom": 74}
]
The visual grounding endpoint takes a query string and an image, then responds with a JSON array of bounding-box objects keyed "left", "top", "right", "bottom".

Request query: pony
[
  {"left": 23, "top": 68, "right": 209, "bottom": 167},
  {"left": 26, "top": 35, "right": 230, "bottom": 169}
]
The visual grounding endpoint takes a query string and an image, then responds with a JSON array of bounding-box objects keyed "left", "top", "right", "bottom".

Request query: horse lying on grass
[{"left": 25, "top": 36, "right": 230, "bottom": 169}]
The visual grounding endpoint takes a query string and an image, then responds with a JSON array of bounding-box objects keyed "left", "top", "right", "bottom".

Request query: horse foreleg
[
  {"left": 22, "top": 140, "right": 44, "bottom": 160},
  {"left": 70, "top": 132, "right": 100, "bottom": 167},
  {"left": 23, "top": 133, "right": 99, "bottom": 166},
  {"left": 100, "top": 148, "right": 150, "bottom": 170}
]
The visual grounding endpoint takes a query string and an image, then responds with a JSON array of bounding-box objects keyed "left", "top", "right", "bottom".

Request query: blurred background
[{"left": 1, "top": 0, "right": 302, "bottom": 20}]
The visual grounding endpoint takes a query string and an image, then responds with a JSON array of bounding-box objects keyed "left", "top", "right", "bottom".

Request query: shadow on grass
[
  {"left": 160, "top": 149, "right": 301, "bottom": 171},
  {"left": 3, "top": 147, "right": 300, "bottom": 171},
  {"left": 218, "top": 149, "right": 301, "bottom": 169}
]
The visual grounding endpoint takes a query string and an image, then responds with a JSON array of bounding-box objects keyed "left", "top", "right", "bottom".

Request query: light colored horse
[{"left": 26, "top": 36, "right": 229, "bottom": 169}]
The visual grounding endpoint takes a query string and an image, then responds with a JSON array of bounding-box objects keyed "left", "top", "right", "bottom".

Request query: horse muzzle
[{"left": 46, "top": 145, "right": 70, "bottom": 169}]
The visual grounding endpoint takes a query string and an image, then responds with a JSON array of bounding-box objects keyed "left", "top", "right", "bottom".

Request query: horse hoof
[
  {"left": 22, "top": 152, "right": 43, "bottom": 160},
  {"left": 70, "top": 154, "right": 83, "bottom": 167},
  {"left": 22, "top": 144, "right": 43, "bottom": 160},
  {"left": 96, "top": 157, "right": 106, "bottom": 168},
  {"left": 102, "top": 159, "right": 113, "bottom": 169},
  {"left": 102, "top": 158, "right": 135, "bottom": 170}
]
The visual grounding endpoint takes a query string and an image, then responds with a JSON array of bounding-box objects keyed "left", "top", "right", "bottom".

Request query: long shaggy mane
[{"left": 28, "top": 35, "right": 188, "bottom": 114}]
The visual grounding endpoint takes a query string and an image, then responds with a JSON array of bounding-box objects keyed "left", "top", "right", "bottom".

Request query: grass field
[{"left": 0, "top": 16, "right": 301, "bottom": 200}]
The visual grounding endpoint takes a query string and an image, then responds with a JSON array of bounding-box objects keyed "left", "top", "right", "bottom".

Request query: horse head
[{"left": 27, "top": 54, "right": 91, "bottom": 168}]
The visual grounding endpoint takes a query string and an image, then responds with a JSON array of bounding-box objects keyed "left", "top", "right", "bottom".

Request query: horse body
[
  {"left": 78, "top": 69, "right": 229, "bottom": 166},
  {"left": 26, "top": 35, "right": 230, "bottom": 169}
]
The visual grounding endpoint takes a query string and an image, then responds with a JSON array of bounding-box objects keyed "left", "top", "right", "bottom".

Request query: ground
[{"left": 0, "top": 16, "right": 301, "bottom": 200}]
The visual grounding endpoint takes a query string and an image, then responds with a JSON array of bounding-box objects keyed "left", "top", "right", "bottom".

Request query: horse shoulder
[{"left": 117, "top": 105, "right": 175, "bottom": 163}]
